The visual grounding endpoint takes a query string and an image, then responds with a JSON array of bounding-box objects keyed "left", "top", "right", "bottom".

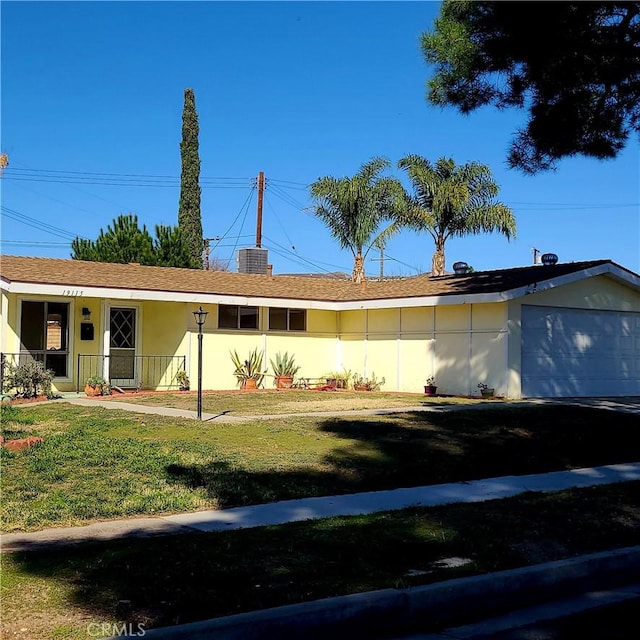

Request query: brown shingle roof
[{"left": 0, "top": 255, "right": 616, "bottom": 302}]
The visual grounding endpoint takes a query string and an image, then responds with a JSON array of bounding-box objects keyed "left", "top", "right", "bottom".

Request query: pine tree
[
  {"left": 71, "top": 214, "right": 155, "bottom": 264},
  {"left": 71, "top": 214, "right": 195, "bottom": 268},
  {"left": 178, "top": 88, "right": 204, "bottom": 268},
  {"left": 153, "top": 225, "right": 194, "bottom": 267}
]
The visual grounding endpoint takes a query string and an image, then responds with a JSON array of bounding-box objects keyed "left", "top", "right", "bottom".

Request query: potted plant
[
  {"left": 424, "top": 376, "right": 438, "bottom": 396},
  {"left": 85, "top": 375, "right": 111, "bottom": 397},
  {"left": 230, "top": 348, "right": 267, "bottom": 389},
  {"left": 323, "top": 369, "right": 352, "bottom": 390},
  {"left": 176, "top": 370, "right": 190, "bottom": 391},
  {"left": 270, "top": 351, "right": 301, "bottom": 389},
  {"left": 352, "top": 373, "right": 385, "bottom": 391},
  {"left": 477, "top": 382, "right": 495, "bottom": 398}
]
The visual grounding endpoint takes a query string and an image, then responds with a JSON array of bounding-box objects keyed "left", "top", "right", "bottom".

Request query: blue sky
[{"left": 2, "top": 1, "right": 639, "bottom": 276}]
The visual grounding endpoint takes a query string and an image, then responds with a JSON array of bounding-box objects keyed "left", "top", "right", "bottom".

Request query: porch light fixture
[
  {"left": 193, "top": 306, "right": 208, "bottom": 420},
  {"left": 82, "top": 307, "right": 91, "bottom": 320}
]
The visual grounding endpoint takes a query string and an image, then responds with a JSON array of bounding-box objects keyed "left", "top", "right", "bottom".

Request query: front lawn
[{"left": 1, "top": 403, "right": 639, "bottom": 532}]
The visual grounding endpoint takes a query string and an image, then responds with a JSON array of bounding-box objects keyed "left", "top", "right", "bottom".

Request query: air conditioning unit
[{"left": 237, "top": 248, "right": 269, "bottom": 274}]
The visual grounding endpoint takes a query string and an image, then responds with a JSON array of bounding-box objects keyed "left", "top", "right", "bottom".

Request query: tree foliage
[
  {"left": 397, "top": 154, "right": 516, "bottom": 275},
  {"left": 309, "top": 157, "right": 404, "bottom": 283},
  {"left": 178, "top": 88, "right": 204, "bottom": 268},
  {"left": 422, "top": 1, "right": 640, "bottom": 173},
  {"left": 71, "top": 214, "right": 196, "bottom": 268}
]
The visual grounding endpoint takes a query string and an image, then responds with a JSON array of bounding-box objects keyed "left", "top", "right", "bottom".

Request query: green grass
[
  {"left": 2, "top": 482, "right": 639, "bottom": 640},
  {"left": 1, "top": 402, "right": 639, "bottom": 531}
]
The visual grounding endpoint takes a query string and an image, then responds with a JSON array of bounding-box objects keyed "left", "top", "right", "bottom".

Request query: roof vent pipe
[
  {"left": 541, "top": 253, "right": 558, "bottom": 266},
  {"left": 453, "top": 261, "right": 469, "bottom": 275}
]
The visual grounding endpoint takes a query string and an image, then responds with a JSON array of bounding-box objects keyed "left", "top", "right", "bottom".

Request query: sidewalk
[
  {"left": 2, "top": 461, "right": 639, "bottom": 552},
  {"left": 52, "top": 394, "right": 640, "bottom": 423}
]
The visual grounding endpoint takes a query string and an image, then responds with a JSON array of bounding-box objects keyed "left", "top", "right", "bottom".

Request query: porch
[{"left": 0, "top": 353, "right": 186, "bottom": 394}]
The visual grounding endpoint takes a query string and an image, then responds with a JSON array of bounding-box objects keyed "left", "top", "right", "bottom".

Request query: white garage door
[{"left": 522, "top": 305, "right": 640, "bottom": 398}]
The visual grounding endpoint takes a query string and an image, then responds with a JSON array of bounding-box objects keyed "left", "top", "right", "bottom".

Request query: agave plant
[
  {"left": 270, "top": 351, "right": 301, "bottom": 378},
  {"left": 230, "top": 348, "right": 267, "bottom": 388}
]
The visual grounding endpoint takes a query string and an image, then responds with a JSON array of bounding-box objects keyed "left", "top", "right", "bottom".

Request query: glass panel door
[{"left": 109, "top": 308, "right": 136, "bottom": 386}]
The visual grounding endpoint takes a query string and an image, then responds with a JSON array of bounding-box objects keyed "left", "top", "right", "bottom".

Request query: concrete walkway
[
  {"left": 53, "top": 394, "right": 640, "bottom": 422},
  {"left": 2, "top": 462, "right": 639, "bottom": 553}
]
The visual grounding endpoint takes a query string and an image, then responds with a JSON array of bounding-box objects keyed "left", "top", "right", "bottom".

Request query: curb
[{"left": 131, "top": 545, "right": 640, "bottom": 640}]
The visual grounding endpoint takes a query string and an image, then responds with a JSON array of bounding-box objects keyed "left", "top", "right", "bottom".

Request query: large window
[
  {"left": 20, "top": 301, "right": 70, "bottom": 377},
  {"left": 269, "top": 308, "right": 307, "bottom": 331},
  {"left": 219, "top": 305, "right": 259, "bottom": 330}
]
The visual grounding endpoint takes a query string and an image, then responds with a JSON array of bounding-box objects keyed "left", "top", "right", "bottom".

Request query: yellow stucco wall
[
  {"left": 186, "top": 306, "right": 339, "bottom": 390},
  {"left": 331, "top": 303, "right": 507, "bottom": 396}
]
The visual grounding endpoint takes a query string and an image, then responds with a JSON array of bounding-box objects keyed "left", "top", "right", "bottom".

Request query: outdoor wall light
[{"left": 82, "top": 307, "right": 91, "bottom": 320}]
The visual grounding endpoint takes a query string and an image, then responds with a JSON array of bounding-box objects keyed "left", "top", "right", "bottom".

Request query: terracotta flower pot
[
  {"left": 275, "top": 375, "right": 294, "bottom": 389},
  {"left": 84, "top": 384, "right": 102, "bottom": 397},
  {"left": 241, "top": 378, "right": 257, "bottom": 390}
]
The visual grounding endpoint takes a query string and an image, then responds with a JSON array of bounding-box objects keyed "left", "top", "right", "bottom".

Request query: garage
[{"left": 521, "top": 305, "right": 640, "bottom": 398}]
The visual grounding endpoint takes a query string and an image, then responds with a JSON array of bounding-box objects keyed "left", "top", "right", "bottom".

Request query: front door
[{"left": 109, "top": 307, "right": 137, "bottom": 387}]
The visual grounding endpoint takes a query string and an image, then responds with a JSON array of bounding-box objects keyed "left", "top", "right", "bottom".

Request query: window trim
[
  {"left": 268, "top": 307, "right": 307, "bottom": 332},
  {"left": 218, "top": 304, "right": 260, "bottom": 330},
  {"left": 17, "top": 297, "right": 74, "bottom": 381}
]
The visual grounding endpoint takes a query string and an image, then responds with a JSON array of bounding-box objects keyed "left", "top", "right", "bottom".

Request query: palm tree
[
  {"left": 397, "top": 155, "right": 516, "bottom": 276},
  {"left": 309, "top": 157, "right": 404, "bottom": 283}
]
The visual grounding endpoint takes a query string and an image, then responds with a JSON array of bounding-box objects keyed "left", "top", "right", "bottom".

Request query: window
[
  {"left": 269, "top": 308, "right": 307, "bottom": 331},
  {"left": 20, "top": 301, "right": 70, "bottom": 377},
  {"left": 218, "top": 305, "right": 259, "bottom": 330}
]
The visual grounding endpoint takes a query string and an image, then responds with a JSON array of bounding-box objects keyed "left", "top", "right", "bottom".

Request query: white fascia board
[
  {"left": 1, "top": 281, "right": 341, "bottom": 310},
  {"left": 0, "top": 280, "right": 515, "bottom": 309},
  {"left": 337, "top": 290, "right": 515, "bottom": 310}
]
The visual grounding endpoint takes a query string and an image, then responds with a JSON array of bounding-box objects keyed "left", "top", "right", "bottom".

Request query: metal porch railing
[{"left": 76, "top": 354, "right": 187, "bottom": 392}]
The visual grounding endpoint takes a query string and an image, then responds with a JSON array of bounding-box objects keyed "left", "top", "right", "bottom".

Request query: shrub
[
  {"left": 4, "top": 360, "right": 55, "bottom": 398},
  {"left": 352, "top": 373, "right": 385, "bottom": 391}
]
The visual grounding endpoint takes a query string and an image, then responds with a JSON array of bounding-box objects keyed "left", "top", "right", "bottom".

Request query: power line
[
  {"left": 0, "top": 205, "right": 87, "bottom": 241},
  {"left": 267, "top": 183, "right": 308, "bottom": 211}
]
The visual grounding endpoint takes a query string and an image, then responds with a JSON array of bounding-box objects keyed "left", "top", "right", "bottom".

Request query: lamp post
[{"left": 192, "top": 306, "right": 208, "bottom": 420}]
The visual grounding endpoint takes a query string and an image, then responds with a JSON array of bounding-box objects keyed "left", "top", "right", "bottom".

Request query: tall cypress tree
[{"left": 178, "top": 88, "right": 204, "bottom": 268}]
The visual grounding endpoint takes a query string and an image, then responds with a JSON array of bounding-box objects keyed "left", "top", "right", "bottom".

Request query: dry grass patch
[{"left": 102, "top": 389, "right": 481, "bottom": 415}]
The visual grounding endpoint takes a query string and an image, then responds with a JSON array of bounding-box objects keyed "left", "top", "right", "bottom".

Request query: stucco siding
[
  {"left": 307, "top": 309, "right": 337, "bottom": 334},
  {"left": 340, "top": 310, "right": 366, "bottom": 334},
  {"left": 401, "top": 307, "right": 435, "bottom": 333},
  {"left": 526, "top": 275, "right": 640, "bottom": 312},
  {"left": 263, "top": 334, "right": 339, "bottom": 386},
  {"left": 471, "top": 331, "right": 507, "bottom": 396},
  {"left": 436, "top": 305, "right": 470, "bottom": 332},
  {"left": 399, "top": 335, "right": 434, "bottom": 392}
]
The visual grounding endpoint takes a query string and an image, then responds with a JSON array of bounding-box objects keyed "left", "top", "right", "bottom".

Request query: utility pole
[
  {"left": 256, "top": 171, "right": 264, "bottom": 248},
  {"left": 203, "top": 237, "right": 221, "bottom": 270},
  {"left": 532, "top": 247, "right": 541, "bottom": 265}
]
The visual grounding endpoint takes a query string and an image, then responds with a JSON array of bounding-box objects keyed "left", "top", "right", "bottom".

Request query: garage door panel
[{"left": 522, "top": 306, "right": 640, "bottom": 398}]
